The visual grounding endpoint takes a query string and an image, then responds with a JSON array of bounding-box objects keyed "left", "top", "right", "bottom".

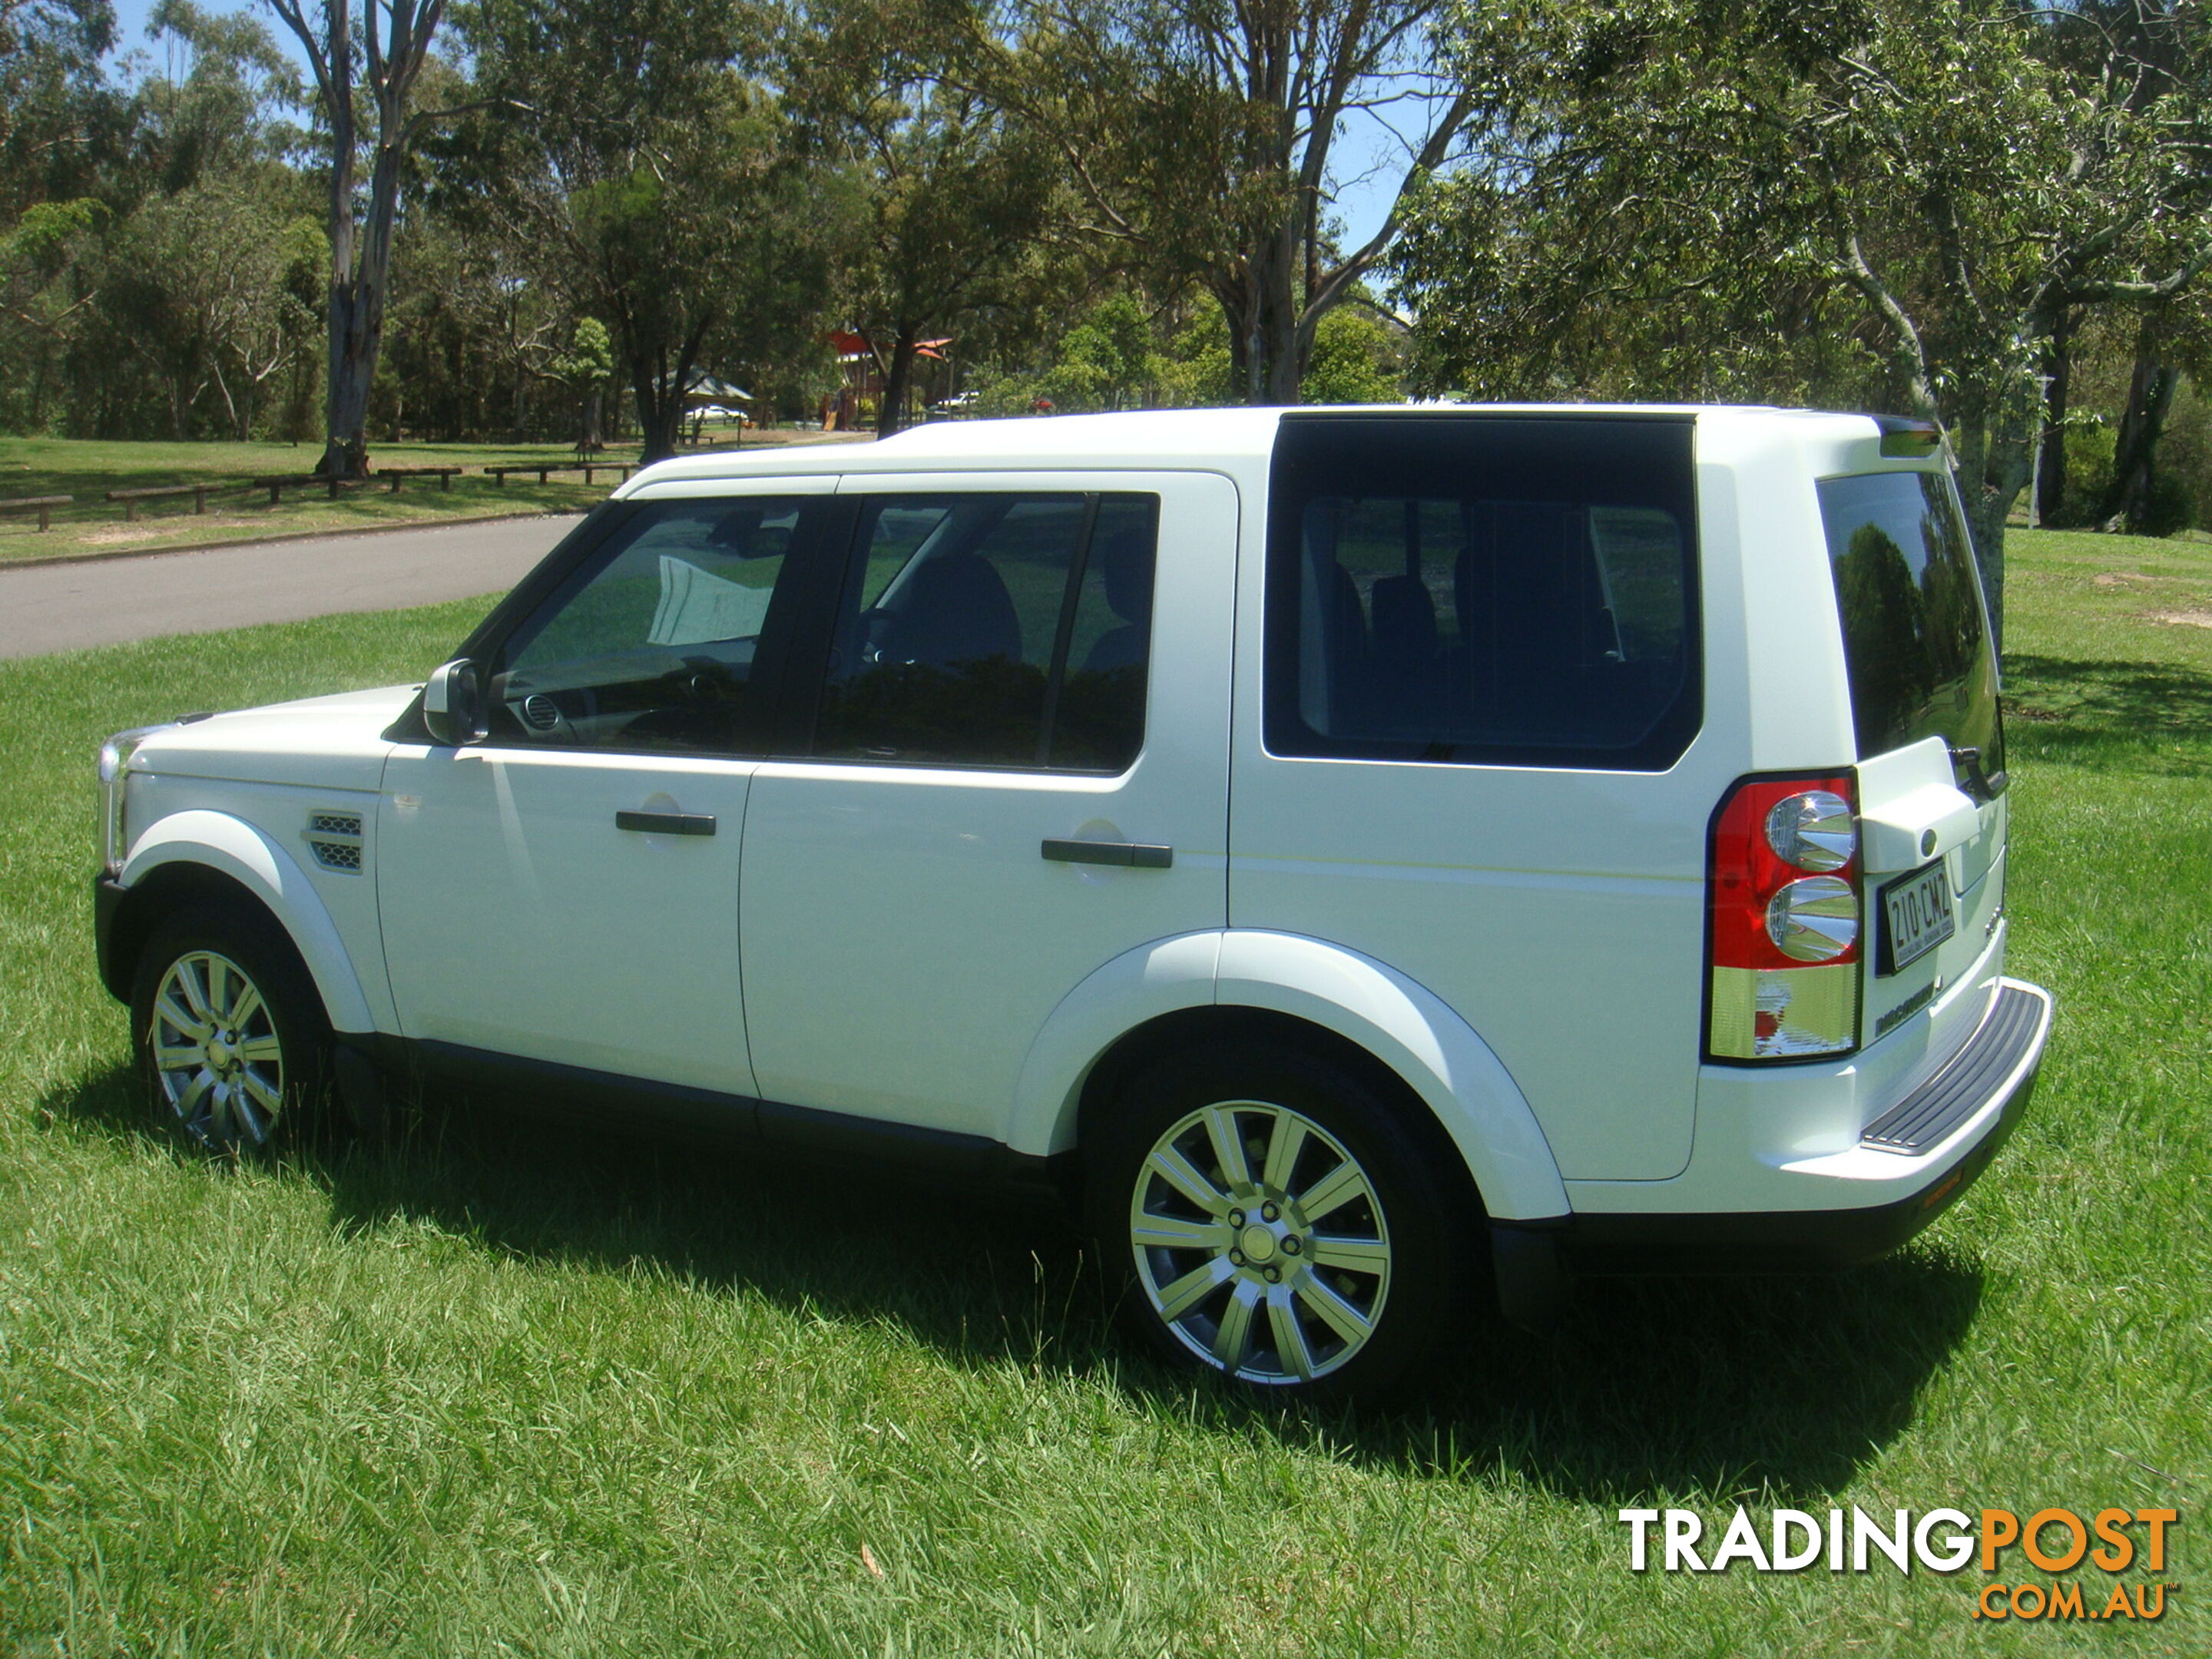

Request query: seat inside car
[{"left": 876, "top": 551, "right": 1024, "bottom": 667}]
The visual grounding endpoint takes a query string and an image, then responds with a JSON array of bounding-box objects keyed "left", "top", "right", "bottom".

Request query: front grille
[{"left": 1861, "top": 985, "right": 2045, "bottom": 1153}]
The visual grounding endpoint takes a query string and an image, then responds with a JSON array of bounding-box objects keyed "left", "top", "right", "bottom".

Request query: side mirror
[{"left": 422, "top": 657, "right": 486, "bottom": 746}]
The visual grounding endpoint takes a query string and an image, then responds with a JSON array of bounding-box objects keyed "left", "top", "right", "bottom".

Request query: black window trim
[{"left": 1261, "top": 410, "right": 1705, "bottom": 773}]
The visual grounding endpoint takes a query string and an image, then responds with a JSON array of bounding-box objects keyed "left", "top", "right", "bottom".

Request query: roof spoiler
[{"left": 1872, "top": 414, "right": 1942, "bottom": 458}]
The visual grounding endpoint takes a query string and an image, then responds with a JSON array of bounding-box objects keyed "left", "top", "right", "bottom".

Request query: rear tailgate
[{"left": 1815, "top": 467, "right": 2008, "bottom": 1080}]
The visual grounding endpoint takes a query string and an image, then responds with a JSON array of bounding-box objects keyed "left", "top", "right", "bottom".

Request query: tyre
[
  {"left": 129, "top": 902, "right": 333, "bottom": 1154},
  {"left": 1087, "top": 1039, "right": 1467, "bottom": 1397}
]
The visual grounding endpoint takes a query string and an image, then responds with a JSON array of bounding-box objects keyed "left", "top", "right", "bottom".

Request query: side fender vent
[{"left": 305, "top": 810, "right": 365, "bottom": 873}]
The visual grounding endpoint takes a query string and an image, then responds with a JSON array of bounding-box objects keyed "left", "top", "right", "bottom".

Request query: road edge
[{"left": 0, "top": 508, "right": 588, "bottom": 571}]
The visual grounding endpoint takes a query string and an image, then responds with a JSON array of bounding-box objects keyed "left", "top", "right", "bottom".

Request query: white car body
[{"left": 97, "top": 406, "right": 2051, "bottom": 1328}]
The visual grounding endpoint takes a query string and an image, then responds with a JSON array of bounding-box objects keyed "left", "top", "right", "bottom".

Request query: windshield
[{"left": 1817, "top": 470, "right": 2003, "bottom": 773}]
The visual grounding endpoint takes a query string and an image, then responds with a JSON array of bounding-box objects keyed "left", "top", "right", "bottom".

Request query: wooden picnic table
[{"left": 1, "top": 493, "right": 72, "bottom": 532}]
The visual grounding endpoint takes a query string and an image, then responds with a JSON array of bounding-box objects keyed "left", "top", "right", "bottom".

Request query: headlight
[{"left": 98, "top": 726, "right": 169, "bottom": 875}]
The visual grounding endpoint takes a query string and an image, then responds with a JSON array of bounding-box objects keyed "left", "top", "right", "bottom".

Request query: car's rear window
[
  {"left": 1816, "top": 470, "right": 2002, "bottom": 770},
  {"left": 1264, "top": 414, "right": 1701, "bottom": 769}
]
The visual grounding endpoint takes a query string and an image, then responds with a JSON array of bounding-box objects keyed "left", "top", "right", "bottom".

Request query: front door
[
  {"left": 738, "top": 471, "right": 1238, "bottom": 1140},
  {"left": 378, "top": 484, "right": 832, "bottom": 1096}
]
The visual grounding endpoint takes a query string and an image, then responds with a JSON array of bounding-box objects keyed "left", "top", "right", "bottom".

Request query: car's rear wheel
[
  {"left": 130, "top": 904, "right": 330, "bottom": 1154},
  {"left": 1089, "top": 1040, "right": 1465, "bottom": 1397}
]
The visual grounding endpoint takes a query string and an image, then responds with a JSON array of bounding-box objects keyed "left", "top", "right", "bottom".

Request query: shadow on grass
[
  {"left": 48, "top": 1061, "right": 1982, "bottom": 1506},
  {"left": 2003, "top": 654, "right": 2212, "bottom": 775}
]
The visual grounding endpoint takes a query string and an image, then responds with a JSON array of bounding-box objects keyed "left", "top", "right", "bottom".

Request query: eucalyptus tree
[
  {"left": 461, "top": 0, "right": 839, "bottom": 459},
  {"left": 0, "top": 0, "right": 118, "bottom": 214},
  {"left": 1391, "top": 0, "right": 2212, "bottom": 638},
  {"left": 264, "top": 0, "right": 466, "bottom": 476},
  {"left": 942, "top": 0, "right": 1471, "bottom": 402},
  {"left": 786, "top": 0, "right": 1051, "bottom": 435}
]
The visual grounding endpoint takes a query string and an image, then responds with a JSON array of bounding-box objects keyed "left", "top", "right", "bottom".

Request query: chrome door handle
[
  {"left": 615, "top": 810, "right": 716, "bottom": 836},
  {"left": 1041, "top": 838, "right": 1171, "bottom": 869}
]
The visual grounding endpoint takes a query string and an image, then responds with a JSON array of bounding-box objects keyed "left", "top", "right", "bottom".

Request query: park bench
[
  {"left": 0, "top": 493, "right": 72, "bottom": 532},
  {"left": 484, "top": 461, "right": 635, "bottom": 487},
  {"left": 107, "top": 482, "right": 231, "bottom": 521},
  {"left": 373, "top": 465, "right": 463, "bottom": 492}
]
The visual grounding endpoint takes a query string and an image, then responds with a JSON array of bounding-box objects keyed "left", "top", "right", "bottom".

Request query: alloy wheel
[
  {"left": 1128, "top": 1100, "right": 1393, "bottom": 1384},
  {"left": 147, "top": 949, "right": 286, "bottom": 1151}
]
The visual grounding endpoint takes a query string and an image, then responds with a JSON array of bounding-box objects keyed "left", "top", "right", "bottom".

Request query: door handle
[
  {"left": 1041, "top": 838, "right": 1171, "bottom": 869},
  {"left": 616, "top": 810, "right": 716, "bottom": 836}
]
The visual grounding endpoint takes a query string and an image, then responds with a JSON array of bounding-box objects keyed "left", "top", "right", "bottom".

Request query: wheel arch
[
  {"left": 113, "top": 810, "right": 374, "bottom": 1032},
  {"left": 1005, "top": 929, "right": 1570, "bottom": 1222}
]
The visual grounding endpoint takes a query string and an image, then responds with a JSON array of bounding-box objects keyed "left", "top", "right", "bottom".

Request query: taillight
[{"left": 1707, "top": 773, "right": 1862, "bottom": 1061}]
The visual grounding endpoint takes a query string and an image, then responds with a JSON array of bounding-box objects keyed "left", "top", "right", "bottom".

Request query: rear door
[
  {"left": 1229, "top": 414, "right": 1720, "bottom": 1182},
  {"left": 737, "top": 470, "right": 1237, "bottom": 1141}
]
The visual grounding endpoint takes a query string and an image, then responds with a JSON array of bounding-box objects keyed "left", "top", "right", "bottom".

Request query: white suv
[{"left": 94, "top": 407, "right": 2051, "bottom": 1395}]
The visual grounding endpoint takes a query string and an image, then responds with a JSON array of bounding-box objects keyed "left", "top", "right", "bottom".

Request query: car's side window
[
  {"left": 812, "top": 492, "right": 1158, "bottom": 771},
  {"left": 1265, "top": 415, "right": 1701, "bottom": 770},
  {"left": 487, "top": 496, "right": 816, "bottom": 754}
]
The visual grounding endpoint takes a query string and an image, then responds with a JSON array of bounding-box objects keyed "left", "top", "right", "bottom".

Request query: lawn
[
  {"left": 0, "top": 528, "right": 2204, "bottom": 1655},
  {"left": 0, "top": 432, "right": 857, "bottom": 566}
]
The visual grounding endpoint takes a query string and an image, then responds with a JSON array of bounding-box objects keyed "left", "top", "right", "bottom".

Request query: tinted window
[
  {"left": 1266, "top": 415, "right": 1700, "bottom": 768},
  {"left": 1817, "top": 471, "right": 2002, "bottom": 769},
  {"left": 813, "top": 492, "right": 1157, "bottom": 770},
  {"left": 488, "top": 496, "right": 813, "bottom": 753}
]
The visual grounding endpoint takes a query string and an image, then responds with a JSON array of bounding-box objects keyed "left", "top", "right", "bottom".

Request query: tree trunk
[
  {"left": 318, "top": 128, "right": 405, "bottom": 478},
  {"left": 1950, "top": 392, "right": 2034, "bottom": 653},
  {"left": 579, "top": 386, "right": 604, "bottom": 451},
  {"left": 2099, "top": 330, "right": 2178, "bottom": 534},
  {"left": 877, "top": 329, "right": 920, "bottom": 436},
  {"left": 1217, "top": 231, "right": 1316, "bottom": 406},
  {"left": 2035, "top": 312, "right": 2072, "bottom": 525},
  {"left": 276, "top": 0, "right": 440, "bottom": 481}
]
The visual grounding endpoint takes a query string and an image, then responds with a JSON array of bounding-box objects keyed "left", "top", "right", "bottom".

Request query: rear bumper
[{"left": 1502, "top": 978, "right": 2051, "bottom": 1278}]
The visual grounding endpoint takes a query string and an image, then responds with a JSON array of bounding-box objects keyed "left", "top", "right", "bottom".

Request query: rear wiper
[{"left": 1950, "top": 744, "right": 2008, "bottom": 803}]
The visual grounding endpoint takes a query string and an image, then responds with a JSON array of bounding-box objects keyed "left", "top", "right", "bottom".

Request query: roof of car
[{"left": 614, "top": 404, "right": 1882, "bottom": 495}]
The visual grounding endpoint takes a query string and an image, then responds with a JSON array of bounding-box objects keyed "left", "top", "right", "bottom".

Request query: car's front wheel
[
  {"left": 1089, "top": 1040, "right": 1466, "bottom": 1397},
  {"left": 130, "top": 904, "right": 331, "bottom": 1154}
]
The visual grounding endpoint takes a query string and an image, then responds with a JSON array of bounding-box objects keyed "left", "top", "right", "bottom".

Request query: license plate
[{"left": 1879, "top": 861, "right": 1956, "bottom": 975}]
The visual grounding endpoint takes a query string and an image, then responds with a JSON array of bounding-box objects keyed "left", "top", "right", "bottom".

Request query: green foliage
[
  {"left": 462, "top": 0, "right": 842, "bottom": 454},
  {"left": 956, "top": 0, "right": 1468, "bottom": 402},
  {"left": 548, "top": 318, "right": 614, "bottom": 390},
  {"left": 967, "top": 292, "right": 1251, "bottom": 416},
  {"left": 1392, "top": 0, "right": 2212, "bottom": 626},
  {"left": 1298, "top": 307, "right": 1402, "bottom": 405}
]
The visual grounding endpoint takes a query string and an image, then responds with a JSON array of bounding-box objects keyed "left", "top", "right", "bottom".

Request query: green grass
[
  {"left": 0, "top": 530, "right": 2206, "bottom": 1655},
  {"left": 0, "top": 433, "right": 856, "bottom": 565}
]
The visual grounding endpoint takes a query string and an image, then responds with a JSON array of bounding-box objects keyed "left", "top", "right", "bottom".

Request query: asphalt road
[{"left": 0, "top": 514, "right": 581, "bottom": 660}]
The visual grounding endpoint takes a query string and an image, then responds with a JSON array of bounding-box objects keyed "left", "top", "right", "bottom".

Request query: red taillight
[{"left": 1707, "top": 773, "right": 1863, "bottom": 1061}]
